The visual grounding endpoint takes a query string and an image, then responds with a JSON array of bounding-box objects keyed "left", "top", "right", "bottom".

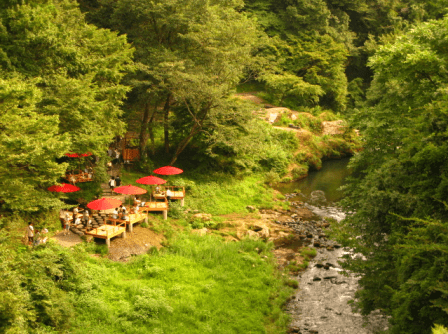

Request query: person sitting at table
[
  {"left": 69, "top": 174, "right": 76, "bottom": 185},
  {"left": 121, "top": 211, "right": 129, "bottom": 220},
  {"left": 111, "top": 208, "right": 118, "bottom": 219},
  {"left": 135, "top": 196, "right": 145, "bottom": 207},
  {"left": 166, "top": 188, "right": 173, "bottom": 201},
  {"left": 155, "top": 185, "right": 161, "bottom": 194},
  {"left": 132, "top": 202, "right": 139, "bottom": 214}
]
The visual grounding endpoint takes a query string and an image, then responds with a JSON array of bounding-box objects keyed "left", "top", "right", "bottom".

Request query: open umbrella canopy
[
  {"left": 153, "top": 166, "right": 183, "bottom": 175},
  {"left": 113, "top": 185, "right": 147, "bottom": 195},
  {"left": 47, "top": 183, "right": 80, "bottom": 193},
  {"left": 65, "top": 152, "right": 92, "bottom": 158},
  {"left": 87, "top": 197, "right": 122, "bottom": 211},
  {"left": 136, "top": 175, "right": 167, "bottom": 185}
]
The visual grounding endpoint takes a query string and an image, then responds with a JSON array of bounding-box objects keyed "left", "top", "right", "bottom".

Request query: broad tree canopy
[{"left": 0, "top": 0, "right": 133, "bottom": 211}]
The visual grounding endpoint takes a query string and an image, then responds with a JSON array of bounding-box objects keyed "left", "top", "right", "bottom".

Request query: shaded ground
[
  {"left": 52, "top": 225, "right": 165, "bottom": 262},
  {"left": 108, "top": 226, "right": 164, "bottom": 261},
  {"left": 52, "top": 230, "right": 83, "bottom": 247}
]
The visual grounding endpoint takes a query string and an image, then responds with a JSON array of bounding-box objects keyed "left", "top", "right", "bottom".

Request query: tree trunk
[
  {"left": 169, "top": 124, "right": 199, "bottom": 165},
  {"left": 148, "top": 104, "right": 158, "bottom": 155},
  {"left": 169, "top": 106, "right": 210, "bottom": 165},
  {"left": 163, "top": 94, "right": 171, "bottom": 154},
  {"left": 139, "top": 103, "right": 151, "bottom": 160}
]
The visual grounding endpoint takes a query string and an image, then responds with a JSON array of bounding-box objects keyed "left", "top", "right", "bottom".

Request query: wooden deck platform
[
  {"left": 85, "top": 224, "right": 126, "bottom": 247},
  {"left": 106, "top": 212, "right": 147, "bottom": 232},
  {"left": 140, "top": 199, "right": 169, "bottom": 219},
  {"left": 63, "top": 173, "right": 93, "bottom": 183}
]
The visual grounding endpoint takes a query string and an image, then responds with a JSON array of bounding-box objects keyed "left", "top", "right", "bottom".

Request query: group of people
[
  {"left": 63, "top": 207, "right": 92, "bottom": 235},
  {"left": 155, "top": 186, "right": 173, "bottom": 201},
  {"left": 111, "top": 204, "right": 129, "bottom": 220},
  {"left": 25, "top": 222, "right": 48, "bottom": 246},
  {"left": 66, "top": 166, "right": 94, "bottom": 184}
]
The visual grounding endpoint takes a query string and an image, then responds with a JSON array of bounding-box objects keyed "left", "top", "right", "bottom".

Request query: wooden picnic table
[{"left": 152, "top": 186, "right": 185, "bottom": 206}]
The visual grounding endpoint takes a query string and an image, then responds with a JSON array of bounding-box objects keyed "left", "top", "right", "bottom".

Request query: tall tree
[
  {"left": 243, "top": 0, "right": 352, "bottom": 112},
  {"left": 335, "top": 17, "right": 448, "bottom": 333},
  {"left": 86, "top": 0, "right": 260, "bottom": 163}
]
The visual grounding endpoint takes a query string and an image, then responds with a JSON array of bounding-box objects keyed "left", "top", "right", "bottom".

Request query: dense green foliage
[
  {"left": 0, "top": 0, "right": 133, "bottom": 212},
  {"left": 333, "top": 17, "right": 448, "bottom": 333}
]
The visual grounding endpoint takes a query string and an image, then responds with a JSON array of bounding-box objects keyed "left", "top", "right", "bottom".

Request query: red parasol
[
  {"left": 65, "top": 152, "right": 92, "bottom": 158},
  {"left": 136, "top": 175, "right": 167, "bottom": 185},
  {"left": 153, "top": 166, "right": 183, "bottom": 175},
  {"left": 87, "top": 198, "right": 122, "bottom": 211},
  {"left": 47, "top": 183, "right": 80, "bottom": 193},
  {"left": 113, "top": 185, "right": 147, "bottom": 195}
]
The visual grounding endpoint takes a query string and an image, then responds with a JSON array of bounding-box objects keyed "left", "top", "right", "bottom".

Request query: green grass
[
  {"left": 120, "top": 169, "right": 278, "bottom": 216},
  {"left": 70, "top": 234, "right": 293, "bottom": 334}
]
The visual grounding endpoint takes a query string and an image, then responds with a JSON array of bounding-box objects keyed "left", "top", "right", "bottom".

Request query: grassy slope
[{"left": 70, "top": 236, "right": 293, "bottom": 334}]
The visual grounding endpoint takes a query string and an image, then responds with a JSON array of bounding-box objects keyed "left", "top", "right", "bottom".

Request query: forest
[{"left": 1, "top": 0, "right": 448, "bottom": 333}]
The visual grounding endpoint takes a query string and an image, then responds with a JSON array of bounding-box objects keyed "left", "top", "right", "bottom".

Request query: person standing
[
  {"left": 64, "top": 213, "right": 70, "bottom": 236},
  {"left": 109, "top": 176, "right": 116, "bottom": 191},
  {"left": 115, "top": 175, "right": 121, "bottom": 187},
  {"left": 26, "top": 222, "right": 34, "bottom": 246},
  {"left": 83, "top": 209, "right": 90, "bottom": 223}
]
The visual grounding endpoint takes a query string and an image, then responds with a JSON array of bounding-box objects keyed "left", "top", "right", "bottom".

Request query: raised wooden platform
[
  {"left": 85, "top": 224, "right": 126, "bottom": 247},
  {"left": 63, "top": 173, "right": 93, "bottom": 183},
  {"left": 106, "top": 212, "right": 147, "bottom": 232},
  {"left": 140, "top": 199, "right": 169, "bottom": 219}
]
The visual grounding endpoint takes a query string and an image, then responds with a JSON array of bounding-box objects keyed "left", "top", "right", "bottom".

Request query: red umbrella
[
  {"left": 136, "top": 176, "right": 167, "bottom": 185},
  {"left": 87, "top": 198, "right": 122, "bottom": 211},
  {"left": 47, "top": 183, "right": 80, "bottom": 193},
  {"left": 153, "top": 166, "right": 183, "bottom": 175},
  {"left": 113, "top": 185, "right": 147, "bottom": 195},
  {"left": 65, "top": 152, "right": 92, "bottom": 158}
]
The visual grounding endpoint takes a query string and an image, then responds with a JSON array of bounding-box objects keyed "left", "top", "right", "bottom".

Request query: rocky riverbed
[{"left": 278, "top": 192, "right": 390, "bottom": 334}]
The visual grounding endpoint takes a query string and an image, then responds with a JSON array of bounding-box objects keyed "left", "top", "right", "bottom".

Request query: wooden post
[
  {"left": 181, "top": 198, "right": 184, "bottom": 207},
  {"left": 163, "top": 210, "right": 168, "bottom": 220},
  {"left": 122, "top": 230, "right": 126, "bottom": 239},
  {"left": 106, "top": 238, "right": 110, "bottom": 247},
  {"left": 129, "top": 221, "right": 133, "bottom": 233}
]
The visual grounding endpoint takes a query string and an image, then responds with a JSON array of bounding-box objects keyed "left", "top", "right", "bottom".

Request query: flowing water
[{"left": 277, "top": 158, "right": 390, "bottom": 334}]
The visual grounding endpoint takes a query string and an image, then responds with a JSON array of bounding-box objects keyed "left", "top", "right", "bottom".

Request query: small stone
[{"left": 246, "top": 205, "right": 256, "bottom": 212}]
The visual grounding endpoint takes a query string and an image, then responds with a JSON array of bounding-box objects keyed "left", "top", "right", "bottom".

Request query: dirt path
[{"left": 52, "top": 231, "right": 83, "bottom": 247}]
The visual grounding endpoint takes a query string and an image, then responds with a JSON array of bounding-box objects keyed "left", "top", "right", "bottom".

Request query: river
[{"left": 277, "top": 158, "right": 390, "bottom": 334}]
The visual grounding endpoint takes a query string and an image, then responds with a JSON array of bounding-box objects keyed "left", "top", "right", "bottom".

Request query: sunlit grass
[
  {"left": 71, "top": 235, "right": 293, "bottom": 334},
  {"left": 120, "top": 169, "right": 277, "bottom": 216}
]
